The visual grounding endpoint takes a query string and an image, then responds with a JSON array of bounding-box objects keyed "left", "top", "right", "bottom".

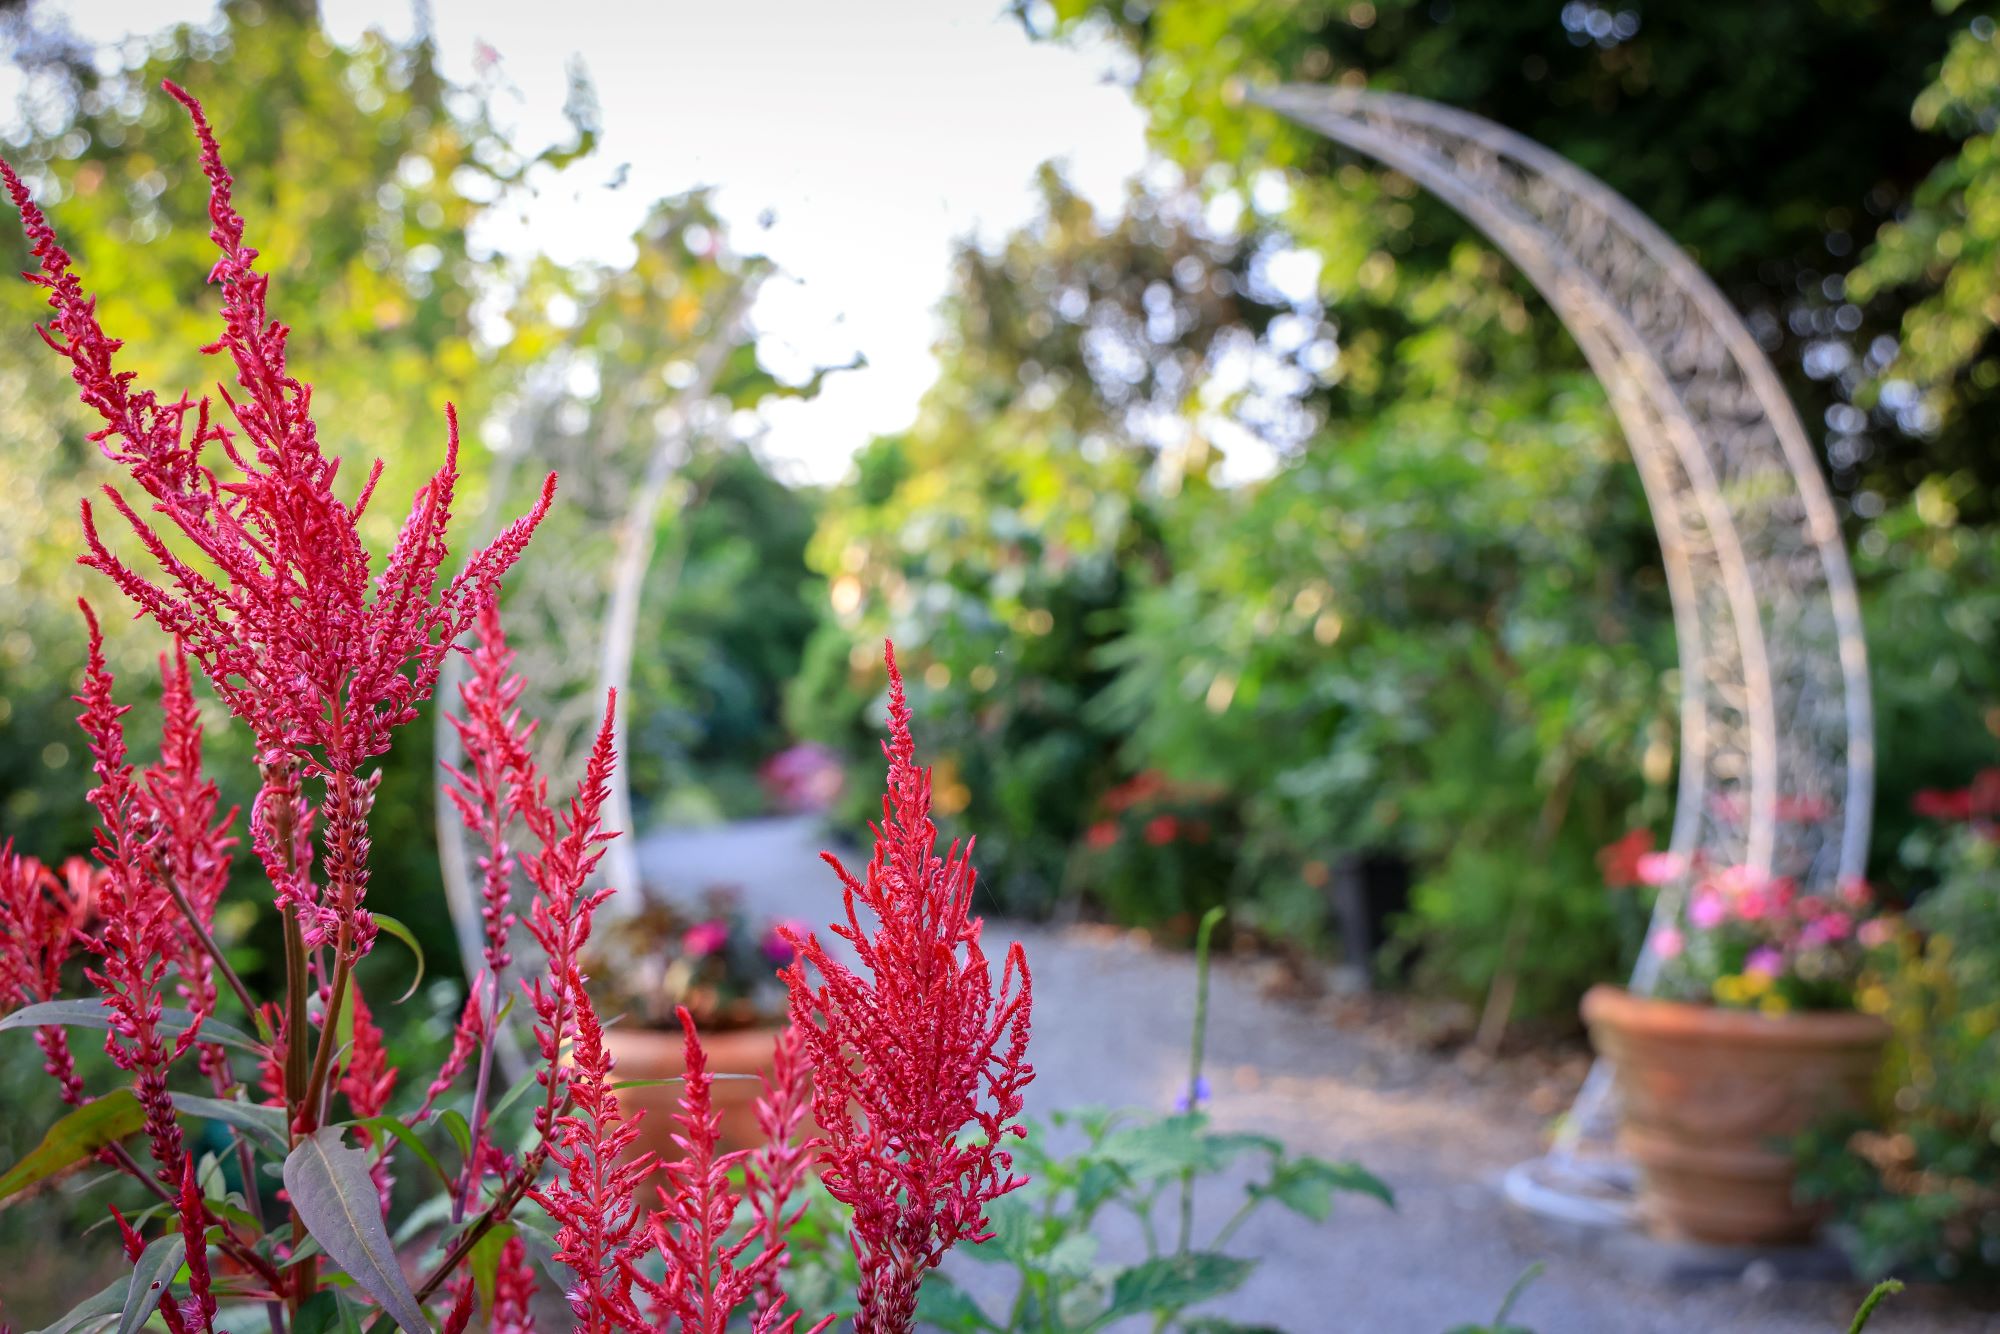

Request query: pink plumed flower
[
  {"left": 782, "top": 642, "right": 1033, "bottom": 1334},
  {"left": 682, "top": 920, "right": 730, "bottom": 958}
]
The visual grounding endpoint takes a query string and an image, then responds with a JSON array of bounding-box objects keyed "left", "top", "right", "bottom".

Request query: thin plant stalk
[{"left": 1175, "top": 905, "right": 1227, "bottom": 1256}]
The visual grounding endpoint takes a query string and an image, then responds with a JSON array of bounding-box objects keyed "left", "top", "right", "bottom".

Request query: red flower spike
[
  {"left": 143, "top": 646, "right": 239, "bottom": 1080},
  {"left": 490, "top": 1235, "right": 540, "bottom": 1334},
  {"left": 745, "top": 1022, "right": 815, "bottom": 1320},
  {"left": 441, "top": 1280, "right": 477, "bottom": 1334},
  {"left": 0, "top": 841, "right": 90, "bottom": 1103},
  {"left": 75, "top": 602, "right": 193, "bottom": 1184},
  {"left": 445, "top": 597, "right": 537, "bottom": 977},
  {"left": 640, "top": 1008, "right": 772, "bottom": 1333},
  {"left": 781, "top": 641, "right": 1034, "bottom": 1334},
  {"left": 340, "top": 984, "right": 398, "bottom": 1212},
  {"left": 1, "top": 84, "right": 554, "bottom": 963},
  {"left": 525, "top": 986, "right": 649, "bottom": 1334},
  {"left": 415, "top": 983, "right": 486, "bottom": 1125},
  {"left": 175, "top": 1155, "right": 218, "bottom": 1334}
]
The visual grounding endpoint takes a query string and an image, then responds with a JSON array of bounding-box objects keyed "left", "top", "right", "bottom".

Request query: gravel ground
[{"left": 638, "top": 815, "right": 1993, "bottom": 1334}]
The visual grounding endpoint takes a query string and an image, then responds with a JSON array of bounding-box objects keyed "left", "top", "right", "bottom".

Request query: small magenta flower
[
  {"left": 1689, "top": 890, "right": 1727, "bottom": 930},
  {"left": 683, "top": 920, "right": 730, "bottom": 957},
  {"left": 1635, "top": 851, "right": 1686, "bottom": 887},
  {"left": 1650, "top": 924, "right": 1684, "bottom": 960},
  {"left": 1745, "top": 946, "right": 1783, "bottom": 978}
]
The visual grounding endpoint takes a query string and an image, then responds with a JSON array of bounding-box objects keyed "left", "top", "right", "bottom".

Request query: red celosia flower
[
  {"left": 340, "top": 984, "right": 398, "bottom": 1212},
  {"left": 0, "top": 841, "right": 89, "bottom": 1103},
  {"left": 528, "top": 986, "right": 649, "bottom": 1334},
  {"left": 781, "top": 642, "right": 1034, "bottom": 1334},
  {"left": 490, "top": 1235, "right": 540, "bottom": 1334},
  {"left": 142, "top": 647, "right": 239, "bottom": 1081},
  {"left": 1142, "top": 814, "right": 1178, "bottom": 846},
  {"left": 1596, "top": 828, "right": 1654, "bottom": 889},
  {"left": 640, "top": 1008, "right": 771, "bottom": 1332},
  {"left": 75, "top": 603, "right": 195, "bottom": 1182},
  {"left": 1084, "top": 821, "right": 1118, "bottom": 850},
  {"left": 1, "top": 82, "right": 554, "bottom": 961},
  {"left": 173, "top": 1155, "right": 218, "bottom": 1334},
  {"left": 415, "top": 983, "right": 486, "bottom": 1125},
  {"left": 745, "top": 1021, "right": 815, "bottom": 1321},
  {"left": 444, "top": 597, "right": 536, "bottom": 977}
]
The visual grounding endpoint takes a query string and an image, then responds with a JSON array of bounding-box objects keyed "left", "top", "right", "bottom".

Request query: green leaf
[
  {"left": 0, "top": 999, "right": 259, "bottom": 1054},
  {"left": 26, "top": 1272, "right": 127, "bottom": 1334},
  {"left": 439, "top": 1110, "right": 472, "bottom": 1162},
  {"left": 1253, "top": 1156, "right": 1394, "bottom": 1221},
  {"left": 170, "top": 1093, "right": 291, "bottom": 1158},
  {"left": 293, "top": 1290, "right": 366, "bottom": 1334},
  {"left": 469, "top": 1223, "right": 517, "bottom": 1316},
  {"left": 1096, "top": 1253, "right": 1254, "bottom": 1327},
  {"left": 117, "top": 1235, "right": 186, "bottom": 1334},
  {"left": 371, "top": 913, "right": 427, "bottom": 1004},
  {"left": 283, "top": 1128, "right": 432, "bottom": 1334},
  {"left": 1178, "top": 1323, "right": 1287, "bottom": 1334},
  {"left": 0, "top": 1091, "right": 146, "bottom": 1204},
  {"left": 352, "top": 1115, "right": 452, "bottom": 1190},
  {"left": 914, "top": 1275, "right": 995, "bottom": 1331}
]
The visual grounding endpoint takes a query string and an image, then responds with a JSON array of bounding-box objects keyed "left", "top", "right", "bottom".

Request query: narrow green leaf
[
  {"left": 283, "top": 1128, "right": 432, "bottom": 1334},
  {"left": 117, "top": 1235, "right": 186, "bottom": 1334},
  {"left": 0, "top": 999, "right": 258, "bottom": 1053},
  {"left": 1253, "top": 1156, "right": 1393, "bottom": 1221},
  {"left": 26, "top": 1272, "right": 127, "bottom": 1334},
  {"left": 170, "top": 1093, "right": 291, "bottom": 1158},
  {"left": 438, "top": 1110, "right": 472, "bottom": 1162},
  {"left": 1096, "top": 1253, "right": 1254, "bottom": 1327},
  {"left": 371, "top": 914, "right": 426, "bottom": 1004},
  {"left": 0, "top": 1091, "right": 146, "bottom": 1204}
]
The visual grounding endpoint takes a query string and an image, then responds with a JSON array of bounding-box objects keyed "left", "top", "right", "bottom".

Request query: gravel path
[{"left": 638, "top": 815, "right": 1990, "bottom": 1334}]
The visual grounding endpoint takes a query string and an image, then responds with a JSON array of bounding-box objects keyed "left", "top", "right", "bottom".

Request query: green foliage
[
  {"left": 782, "top": 1105, "right": 1392, "bottom": 1333},
  {"left": 1796, "top": 820, "right": 2000, "bottom": 1283}
]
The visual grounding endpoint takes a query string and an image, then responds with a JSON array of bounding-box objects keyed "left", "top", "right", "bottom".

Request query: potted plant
[
  {"left": 1583, "top": 859, "right": 1893, "bottom": 1246},
  {"left": 585, "top": 885, "right": 805, "bottom": 1156}
]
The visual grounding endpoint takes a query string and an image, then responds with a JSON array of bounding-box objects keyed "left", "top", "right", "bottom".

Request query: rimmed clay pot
[
  {"left": 601, "top": 1022, "right": 796, "bottom": 1161},
  {"left": 1582, "top": 984, "right": 1888, "bottom": 1246}
]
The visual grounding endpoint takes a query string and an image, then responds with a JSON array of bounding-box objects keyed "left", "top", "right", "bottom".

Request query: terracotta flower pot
[
  {"left": 601, "top": 1022, "right": 793, "bottom": 1162},
  {"left": 1581, "top": 984, "right": 1888, "bottom": 1247}
]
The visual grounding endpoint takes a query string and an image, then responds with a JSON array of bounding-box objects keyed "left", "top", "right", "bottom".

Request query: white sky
[{"left": 26, "top": 0, "right": 1152, "bottom": 483}]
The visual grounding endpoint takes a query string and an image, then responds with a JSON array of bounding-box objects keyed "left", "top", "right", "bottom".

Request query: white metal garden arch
[{"left": 1250, "top": 85, "right": 1874, "bottom": 1219}]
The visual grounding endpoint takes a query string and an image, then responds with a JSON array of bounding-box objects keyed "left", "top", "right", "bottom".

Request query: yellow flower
[
  {"left": 1858, "top": 983, "right": 1891, "bottom": 1015},
  {"left": 1740, "top": 970, "right": 1772, "bottom": 998},
  {"left": 1760, "top": 994, "right": 1791, "bottom": 1017},
  {"left": 1713, "top": 975, "right": 1747, "bottom": 1005}
]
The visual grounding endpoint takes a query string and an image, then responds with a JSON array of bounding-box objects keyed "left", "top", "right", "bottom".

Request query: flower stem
[{"left": 1176, "top": 905, "right": 1226, "bottom": 1256}]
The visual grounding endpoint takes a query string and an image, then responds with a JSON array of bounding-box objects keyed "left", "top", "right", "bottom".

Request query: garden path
[{"left": 636, "top": 815, "right": 1980, "bottom": 1334}]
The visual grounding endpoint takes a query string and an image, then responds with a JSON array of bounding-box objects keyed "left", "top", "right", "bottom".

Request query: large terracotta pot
[
  {"left": 601, "top": 1022, "right": 792, "bottom": 1162},
  {"left": 1582, "top": 984, "right": 1888, "bottom": 1247}
]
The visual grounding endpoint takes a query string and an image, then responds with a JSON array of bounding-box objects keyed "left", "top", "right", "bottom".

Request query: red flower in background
[
  {"left": 1084, "top": 821, "right": 1119, "bottom": 850},
  {"left": 1143, "top": 815, "right": 1179, "bottom": 846},
  {"left": 782, "top": 643, "right": 1033, "bottom": 1334},
  {"left": 1597, "top": 829, "right": 1654, "bottom": 889}
]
